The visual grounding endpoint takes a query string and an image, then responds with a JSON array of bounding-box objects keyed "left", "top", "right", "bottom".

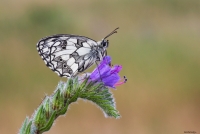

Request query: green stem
[{"left": 19, "top": 77, "right": 120, "bottom": 134}]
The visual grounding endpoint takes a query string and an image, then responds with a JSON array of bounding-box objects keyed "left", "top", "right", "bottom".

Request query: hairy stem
[{"left": 19, "top": 77, "right": 120, "bottom": 134}]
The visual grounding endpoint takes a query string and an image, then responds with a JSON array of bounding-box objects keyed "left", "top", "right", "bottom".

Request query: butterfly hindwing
[
  {"left": 36, "top": 28, "right": 118, "bottom": 78},
  {"left": 37, "top": 34, "right": 98, "bottom": 78}
]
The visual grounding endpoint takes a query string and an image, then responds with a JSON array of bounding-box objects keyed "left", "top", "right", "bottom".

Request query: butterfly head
[
  {"left": 99, "top": 27, "right": 119, "bottom": 49},
  {"left": 96, "top": 27, "right": 119, "bottom": 59}
]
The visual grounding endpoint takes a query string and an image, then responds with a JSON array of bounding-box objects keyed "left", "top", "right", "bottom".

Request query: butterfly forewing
[{"left": 37, "top": 34, "right": 99, "bottom": 78}]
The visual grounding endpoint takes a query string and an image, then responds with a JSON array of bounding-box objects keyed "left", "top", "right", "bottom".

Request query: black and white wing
[{"left": 37, "top": 34, "right": 98, "bottom": 78}]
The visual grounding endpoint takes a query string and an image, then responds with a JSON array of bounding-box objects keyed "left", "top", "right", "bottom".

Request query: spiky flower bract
[{"left": 19, "top": 56, "right": 127, "bottom": 134}]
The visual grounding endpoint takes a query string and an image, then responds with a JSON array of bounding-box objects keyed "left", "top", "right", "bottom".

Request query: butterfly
[{"left": 37, "top": 27, "right": 119, "bottom": 78}]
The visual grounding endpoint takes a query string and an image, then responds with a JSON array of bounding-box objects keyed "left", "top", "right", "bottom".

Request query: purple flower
[{"left": 89, "top": 56, "right": 127, "bottom": 89}]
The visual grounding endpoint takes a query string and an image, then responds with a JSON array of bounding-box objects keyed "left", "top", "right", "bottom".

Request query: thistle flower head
[{"left": 89, "top": 56, "right": 127, "bottom": 89}]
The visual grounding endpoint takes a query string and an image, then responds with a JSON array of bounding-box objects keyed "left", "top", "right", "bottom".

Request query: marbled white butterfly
[{"left": 37, "top": 28, "right": 119, "bottom": 78}]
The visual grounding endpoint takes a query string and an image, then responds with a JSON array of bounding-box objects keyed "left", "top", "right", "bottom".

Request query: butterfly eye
[
  {"left": 102, "top": 40, "right": 109, "bottom": 48},
  {"left": 103, "top": 42, "right": 107, "bottom": 47},
  {"left": 60, "top": 58, "right": 63, "bottom": 61}
]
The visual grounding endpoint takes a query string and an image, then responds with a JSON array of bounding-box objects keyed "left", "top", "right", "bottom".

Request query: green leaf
[
  {"left": 43, "top": 97, "right": 51, "bottom": 119},
  {"left": 80, "top": 83, "right": 120, "bottom": 118},
  {"left": 25, "top": 120, "right": 32, "bottom": 134},
  {"left": 39, "top": 111, "right": 56, "bottom": 133},
  {"left": 52, "top": 90, "right": 61, "bottom": 110},
  {"left": 19, "top": 117, "right": 28, "bottom": 134},
  {"left": 33, "top": 105, "right": 45, "bottom": 127}
]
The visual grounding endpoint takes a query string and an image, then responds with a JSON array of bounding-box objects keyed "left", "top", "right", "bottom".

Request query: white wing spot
[
  {"left": 53, "top": 41, "right": 61, "bottom": 46},
  {"left": 44, "top": 60, "right": 47, "bottom": 64},
  {"left": 47, "top": 42, "right": 54, "bottom": 46},
  {"left": 45, "top": 57, "right": 50, "bottom": 62},
  {"left": 67, "top": 41, "right": 75, "bottom": 46},
  {"left": 42, "top": 47, "right": 49, "bottom": 53},
  {"left": 71, "top": 63, "right": 78, "bottom": 73},
  {"left": 40, "top": 41, "right": 44, "bottom": 45},
  {"left": 51, "top": 61, "right": 58, "bottom": 68},
  {"left": 50, "top": 55, "right": 54, "bottom": 60},
  {"left": 54, "top": 49, "right": 76, "bottom": 58},
  {"left": 39, "top": 45, "right": 43, "bottom": 49},
  {"left": 76, "top": 47, "right": 91, "bottom": 56},
  {"left": 61, "top": 55, "right": 70, "bottom": 60},
  {"left": 64, "top": 73, "right": 71, "bottom": 78},
  {"left": 66, "top": 45, "right": 77, "bottom": 50},
  {"left": 82, "top": 42, "right": 91, "bottom": 48},
  {"left": 56, "top": 68, "right": 62, "bottom": 74},
  {"left": 59, "top": 37, "right": 69, "bottom": 40},
  {"left": 68, "top": 38, "right": 77, "bottom": 44},
  {"left": 51, "top": 47, "right": 56, "bottom": 53},
  {"left": 67, "top": 57, "right": 75, "bottom": 66},
  {"left": 87, "top": 40, "right": 97, "bottom": 46},
  {"left": 48, "top": 64, "right": 53, "bottom": 69},
  {"left": 55, "top": 71, "right": 60, "bottom": 76}
]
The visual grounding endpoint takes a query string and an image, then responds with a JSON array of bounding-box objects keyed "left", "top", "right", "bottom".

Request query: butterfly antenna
[{"left": 103, "top": 27, "right": 119, "bottom": 40}]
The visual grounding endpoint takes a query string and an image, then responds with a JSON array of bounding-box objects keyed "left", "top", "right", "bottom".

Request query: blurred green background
[{"left": 0, "top": 0, "right": 200, "bottom": 134}]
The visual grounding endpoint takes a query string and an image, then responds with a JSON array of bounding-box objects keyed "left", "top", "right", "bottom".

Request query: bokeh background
[{"left": 0, "top": 0, "right": 200, "bottom": 134}]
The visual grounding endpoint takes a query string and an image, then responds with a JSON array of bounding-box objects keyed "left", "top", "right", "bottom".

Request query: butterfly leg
[
  {"left": 76, "top": 71, "right": 89, "bottom": 82},
  {"left": 95, "top": 61, "right": 103, "bottom": 82}
]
